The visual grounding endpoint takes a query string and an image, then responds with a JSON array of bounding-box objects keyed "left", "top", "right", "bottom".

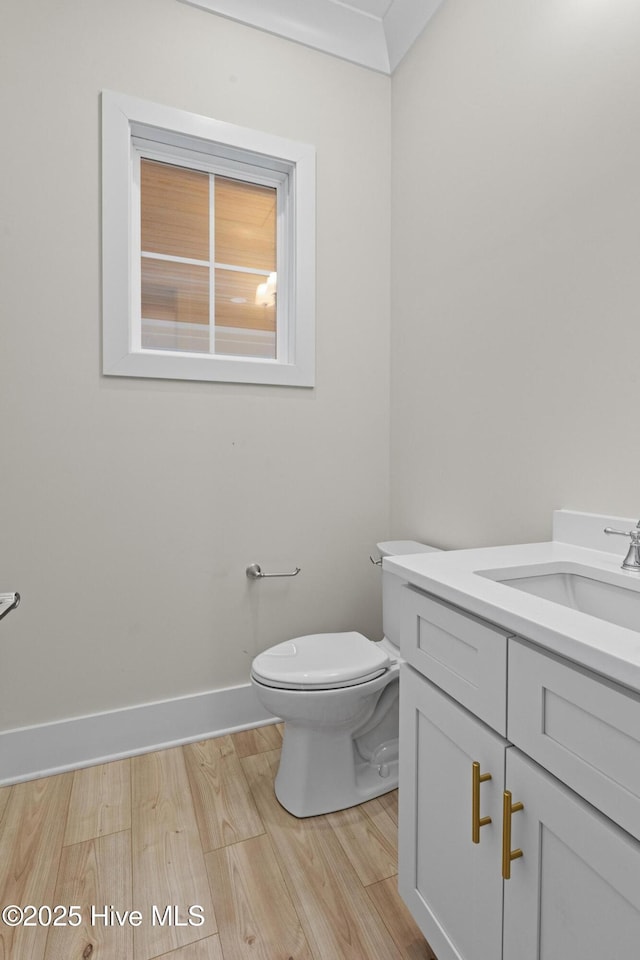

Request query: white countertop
[{"left": 385, "top": 537, "right": 640, "bottom": 695}]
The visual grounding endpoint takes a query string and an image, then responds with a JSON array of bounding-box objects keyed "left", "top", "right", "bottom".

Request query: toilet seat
[{"left": 251, "top": 631, "right": 390, "bottom": 691}]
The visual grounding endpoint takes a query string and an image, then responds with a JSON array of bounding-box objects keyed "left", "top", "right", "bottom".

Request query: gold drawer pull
[
  {"left": 502, "top": 790, "right": 524, "bottom": 879},
  {"left": 471, "top": 761, "right": 492, "bottom": 843}
]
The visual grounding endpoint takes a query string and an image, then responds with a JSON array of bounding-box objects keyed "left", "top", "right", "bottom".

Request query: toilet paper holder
[
  {"left": 0, "top": 592, "right": 20, "bottom": 623},
  {"left": 246, "top": 563, "right": 301, "bottom": 580}
]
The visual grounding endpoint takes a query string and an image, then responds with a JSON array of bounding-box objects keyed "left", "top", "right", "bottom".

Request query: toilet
[{"left": 250, "top": 540, "right": 439, "bottom": 817}]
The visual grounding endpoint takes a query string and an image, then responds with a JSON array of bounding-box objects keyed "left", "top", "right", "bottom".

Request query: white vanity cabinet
[{"left": 398, "top": 584, "right": 640, "bottom": 960}]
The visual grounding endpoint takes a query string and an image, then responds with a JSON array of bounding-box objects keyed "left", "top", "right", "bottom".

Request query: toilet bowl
[{"left": 250, "top": 540, "right": 439, "bottom": 818}]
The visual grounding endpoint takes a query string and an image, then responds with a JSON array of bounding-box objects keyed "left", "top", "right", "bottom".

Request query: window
[{"left": 101, "top": 91, "right": 315, "bottom": 386}]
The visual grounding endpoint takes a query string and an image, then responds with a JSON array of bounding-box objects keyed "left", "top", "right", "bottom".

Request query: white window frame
[{"left": 101, "top": 90, "right": 316, "bottom": 386}]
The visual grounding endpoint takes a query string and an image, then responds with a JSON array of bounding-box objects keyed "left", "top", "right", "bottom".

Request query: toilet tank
[{"left": 377, "top": 540, "right": 441, "bottom": 647}]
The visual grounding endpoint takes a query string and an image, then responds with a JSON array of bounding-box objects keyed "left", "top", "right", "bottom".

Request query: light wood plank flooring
[{"left": 0, "top": 724, "right": 435, "bottom": 960}]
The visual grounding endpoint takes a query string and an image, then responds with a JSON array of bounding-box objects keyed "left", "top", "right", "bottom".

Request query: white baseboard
[{"left": 0, "top": 683, "right": 278, "bottom": 786}]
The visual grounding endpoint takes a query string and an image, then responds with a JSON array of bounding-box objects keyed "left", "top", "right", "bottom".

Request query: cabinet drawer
[
  {"left": 401, "top": 586, "right": 509, "bottom": 735},
  {"left": 509, "top": 639, "right": 640, "bottom": 842}
]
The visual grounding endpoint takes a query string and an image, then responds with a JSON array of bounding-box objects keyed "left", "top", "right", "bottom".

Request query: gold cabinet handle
[
  {"left": 471, "top": 762, "right": 492, "bottom": 843},
  {"left": 502, "top": 790, "right": 524, "bottom": 879}
]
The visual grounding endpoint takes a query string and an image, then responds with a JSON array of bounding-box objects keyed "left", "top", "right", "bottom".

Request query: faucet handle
[
  {"left": 604, "top": 525, "right": 640, "bottom": 542},
  {"left": 604, "top": 524, "right": 640, "bottom": 572}
]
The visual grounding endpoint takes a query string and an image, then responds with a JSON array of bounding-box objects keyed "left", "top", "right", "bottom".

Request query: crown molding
[{"left": 178, "top": 0, "right": 444, "bottom": 74}]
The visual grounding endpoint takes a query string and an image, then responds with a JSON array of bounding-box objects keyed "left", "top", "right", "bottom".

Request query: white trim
[
  {"left": 0, "top": 683, "right": 278, "bottom": 786},
  {"left": 102, "top": 90, "right": 315, "bottom": 387},
  {"left": 131, "top": 150, "right": 143, "bottom": 353},
  {"left": 209, "top": 171, "right": 216, "bottom": 355},
  {"left": 177, "top": 0, "right": 445, "bottom": 74},
  {"left": 133, "top": 139, "right": 288, "bottom": 188},
  {"left": 276, "top": 166, "right": 288, "bottom": 363}
]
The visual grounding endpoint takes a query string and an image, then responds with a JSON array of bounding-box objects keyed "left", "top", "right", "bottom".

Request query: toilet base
[
  {"left": 251, "top": 663, "right": 401, "bottom": 819},
  {"left": 274, "top": 721, "right": 399, "bottom": 818}
]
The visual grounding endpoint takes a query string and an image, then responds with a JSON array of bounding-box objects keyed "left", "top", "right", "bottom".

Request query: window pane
[
  {"left": 138, "top": 161, "right": 279, "bottom": 358},
  {"left": 215, "top": 268, "right": 276, "bottom": 359},
  {"left": 141, "top": 159, "right": 209, "bottom": 261},
  {"left": 215, "top": 177, "right": 276, "bottom": 272},
  {"left": 141, "top": 257, "right": 209, "bottom": 353}
]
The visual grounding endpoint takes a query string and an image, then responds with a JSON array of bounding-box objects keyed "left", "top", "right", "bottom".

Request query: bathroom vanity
[{"left": 386, "top": 511, "right": 640, "bottom": 960}]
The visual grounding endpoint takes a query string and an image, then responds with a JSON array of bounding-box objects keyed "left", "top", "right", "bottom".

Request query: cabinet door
[
  {"left": 399, "top": 664, "right": 506, "bottom": 960},
  {"left": 503, "top": 748, "right": 640, "bottom": 960}
]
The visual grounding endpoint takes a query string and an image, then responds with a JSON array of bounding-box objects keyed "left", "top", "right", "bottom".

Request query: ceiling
[{"left": 178, "top": 0, "right": 445, "bottom": 74}]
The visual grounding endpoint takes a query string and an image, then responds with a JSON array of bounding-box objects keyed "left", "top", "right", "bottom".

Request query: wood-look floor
[{"left": 0, "top": 724, "right": 436, "bottom": 960}]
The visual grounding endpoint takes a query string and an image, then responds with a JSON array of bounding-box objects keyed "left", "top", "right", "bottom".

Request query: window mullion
[
  {"left": 141, "top": 251, "right": 209, "bottom": 268},
  {"left": 213, "top": 262, "right": 271, "bottom": 277}
]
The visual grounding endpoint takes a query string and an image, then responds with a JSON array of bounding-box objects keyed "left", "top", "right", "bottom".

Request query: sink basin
[{"left": 478, "top": 564, "right": 640, "bottom": 633}]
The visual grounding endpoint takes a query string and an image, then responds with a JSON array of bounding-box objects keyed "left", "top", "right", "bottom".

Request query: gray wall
[
  {"left": 0, "top": 0, "right": 391, "bottom": 730},
  {"left": 391, "top": 0, "right": 640, "bottom": 549}
]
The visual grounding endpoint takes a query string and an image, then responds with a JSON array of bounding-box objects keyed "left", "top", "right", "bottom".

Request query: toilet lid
[{"left": 251, "top": 632, "right": 390, "bottom": 690}]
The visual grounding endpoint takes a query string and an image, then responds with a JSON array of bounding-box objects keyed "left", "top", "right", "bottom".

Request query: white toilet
[{"left": 250, "top": 540, "right": 439, "bottom": 817}]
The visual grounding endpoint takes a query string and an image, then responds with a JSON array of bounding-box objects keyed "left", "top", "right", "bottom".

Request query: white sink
[
  {"left": 385, "top": 512, "right": 640, "bottom": 691},
  {"left": 479, "top": 564, "right": 640, "bottom": 633}
]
